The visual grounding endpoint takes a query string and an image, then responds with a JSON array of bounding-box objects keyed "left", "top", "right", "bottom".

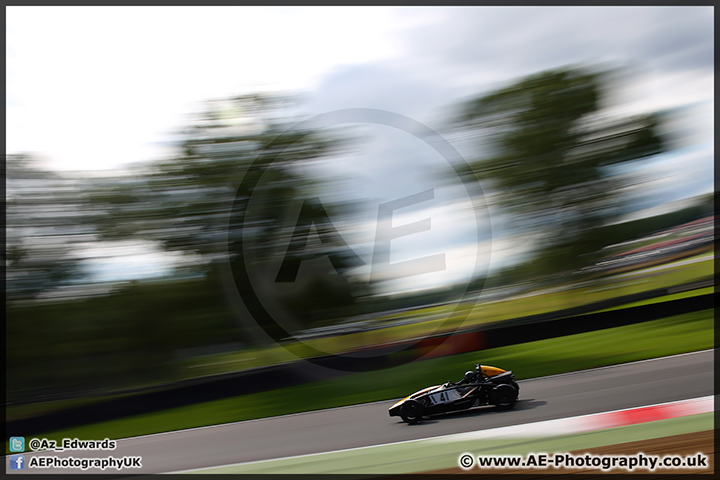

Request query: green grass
[
  {"left": 9, "top": 308, "right": 712, "bottom": 454},
  {"left": 462, "top": 255, "right": 713, "bottom": 328},
  {"left": 181, "top": 254, "right": 714, "bottom": 376},
  {"left": 586, "top": 286, "right": 713, "bottom": 314}
]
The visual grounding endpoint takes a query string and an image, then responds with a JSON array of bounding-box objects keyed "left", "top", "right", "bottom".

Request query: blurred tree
[
  {"left": 7, "top": 95, "right": 373, "bottom": 402},
  {"left": 87, "top": 93, "right": 365, "bottom": 336},
  {"left": 87, "top": 95, "right": 342, "bottom": 266},
  {"left": 6, "top": 275, "right": 240, "bottom": 402},
  {"left": 455, "top": 67, "right": 666, "bottom": 276},
  {"left": 5, "top": 154, "right": 90, "bottom": 301}
]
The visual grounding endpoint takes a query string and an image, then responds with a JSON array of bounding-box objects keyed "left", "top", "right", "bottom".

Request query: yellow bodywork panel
[{"left": 480, "top": 365, "right": 506, "bottom": 377}]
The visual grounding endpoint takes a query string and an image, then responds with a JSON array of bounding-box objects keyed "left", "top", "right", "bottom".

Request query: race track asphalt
[{"left": 8, "top": 349, "right": 713, "bottom": 475}]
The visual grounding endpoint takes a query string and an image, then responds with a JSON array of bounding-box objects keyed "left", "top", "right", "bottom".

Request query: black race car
[{"left": 389, "top": 363, "right": 519, "bottom": 424}]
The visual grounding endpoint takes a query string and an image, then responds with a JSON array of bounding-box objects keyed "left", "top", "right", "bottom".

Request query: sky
[{"left": 6, "top": 6, "right": 714, "bottom": 295}]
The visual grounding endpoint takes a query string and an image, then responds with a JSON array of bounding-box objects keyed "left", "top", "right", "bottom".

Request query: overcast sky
[{"left": 6, "top": 6, "right": 714, "bottom": 294}]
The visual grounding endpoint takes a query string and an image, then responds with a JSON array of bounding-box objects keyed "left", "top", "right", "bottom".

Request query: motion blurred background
[{"left": 6, "top": 6, "right": 713, "bottom": 414}]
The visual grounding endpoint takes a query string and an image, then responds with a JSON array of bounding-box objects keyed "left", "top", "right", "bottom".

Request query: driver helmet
[{"left": 464, "top": 371, "right": 474, "bottom": 381}]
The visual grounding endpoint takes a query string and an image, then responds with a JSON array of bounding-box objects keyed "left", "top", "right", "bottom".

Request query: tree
[
  {"left": 87, "top": 93, "right": 366, "bottom": 336},
  {"left": 454, "top": 66, "right": 666, "bottom": 276},
  {"left": 5, "top": 155, "right": 90, "bottom": 301},
  {"left": 87, "top": 95, "right": 340, "bottom": 266}
]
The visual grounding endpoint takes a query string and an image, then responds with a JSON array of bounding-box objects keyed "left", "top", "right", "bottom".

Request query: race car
[{"left": 389, "top": 363, "right": 519, "bottom": 424}]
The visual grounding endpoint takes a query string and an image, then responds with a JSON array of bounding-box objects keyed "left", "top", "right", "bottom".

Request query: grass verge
[{"left": 8, "top": 308, "right": 713, "bottom": 454}]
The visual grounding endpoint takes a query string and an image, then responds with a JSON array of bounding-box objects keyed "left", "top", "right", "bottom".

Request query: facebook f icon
[{"left": 10, "top": 454, "right": 25, "bottom": 470}]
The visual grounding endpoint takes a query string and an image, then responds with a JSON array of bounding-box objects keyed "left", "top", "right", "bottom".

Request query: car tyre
[
  {"left": 491, "top": 384, "right": 517, "bottom": 410},
  {"left": 400, "top": 399, "right": 424, "bottom": 424}
]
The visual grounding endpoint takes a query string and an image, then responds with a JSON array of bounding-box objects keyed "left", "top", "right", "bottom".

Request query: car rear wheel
[
  {"left": 400, "top": 399, "right": 423, "bottom": 424},
  {"left": 512, "top": 381, "right": 520, "bottom": 399},
  {"left": 491, "top": 384, "right": 517, "bottom": 410}
]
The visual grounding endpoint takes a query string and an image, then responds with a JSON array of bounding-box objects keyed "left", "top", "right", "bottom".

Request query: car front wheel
[{"left": 400, "top": 399, "right": 424, "bottom": 424}]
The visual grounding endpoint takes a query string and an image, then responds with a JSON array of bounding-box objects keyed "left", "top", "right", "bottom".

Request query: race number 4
[{"left": 428, "top": 389, "right": 461, "bottom": 405}]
